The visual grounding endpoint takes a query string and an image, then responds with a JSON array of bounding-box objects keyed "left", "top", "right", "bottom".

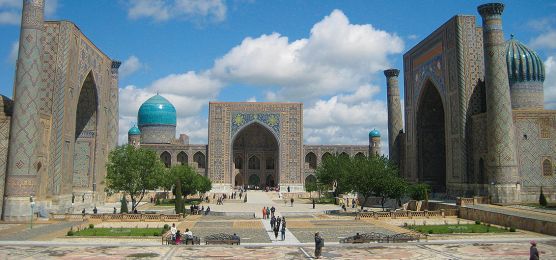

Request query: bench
[
  {"left": 204, "top": 233, "right": 240, "bottom": 245},
  {"left": 162, "top": 231, "right": 200, "bottom": 245}
]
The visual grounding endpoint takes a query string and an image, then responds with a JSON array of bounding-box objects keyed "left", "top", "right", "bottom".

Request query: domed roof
[
  {"left": 369, "top": 129, "right": 381, "bottom": 138},
  {"left": 138, "top": 94, "right": 176, "bottom": 126},
  {"left": 505, "top": 36, "right": 545, "bottom": 83},
  {"left": 128, "top": 125, "right": 141, "bottom": 135}
]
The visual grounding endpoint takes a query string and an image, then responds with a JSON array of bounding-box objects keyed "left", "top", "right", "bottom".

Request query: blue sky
[{"left": 1, "top": 0, "right": 555, "bottom": 152}]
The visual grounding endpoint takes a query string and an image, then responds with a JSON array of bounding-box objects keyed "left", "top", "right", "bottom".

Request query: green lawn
[
  {"left": 71, "top": 228, "right": 166, "bottom": 237},
  {"left": 156, "top": 198, "right": 202, "bottom": 206},
  {"left": 407, "top": 224, "right": 510, "bottom": 234}
]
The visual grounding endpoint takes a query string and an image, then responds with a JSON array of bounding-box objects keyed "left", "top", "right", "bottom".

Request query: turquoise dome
[
  {"left": 138, "top": 94, "right": 177, "bottom": 126},
  {"left": 128, "top": 125, "right": 141, "bottom": 135},
  {"left": 505, "top": 36, "right": 545, "bottom": 83},
  {"left": 369, "top": 129, "right": 380, "bottom": 138}
]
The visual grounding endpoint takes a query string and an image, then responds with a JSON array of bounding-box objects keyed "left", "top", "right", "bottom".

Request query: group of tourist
[
  {"left": 169, "top": 223, "right": 195, "bottom": 245},
  {"left": 271, "top": 215, "right": 287, "bottom": 240},
  {"left": 189, "top": 205, "right": 204, "bottom": 215}
]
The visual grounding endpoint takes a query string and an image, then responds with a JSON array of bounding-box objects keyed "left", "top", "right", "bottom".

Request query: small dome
[
  {"left": 505, "top": 36, "right": 545, "bottom": 83},
  {"left": 138, "top": 94, "right": 177, "bottom": 126},
  {"left": 128, "top": 125, "right": 141, "bottom": 135},
  {"left": 369, "top": 129, "right": 381, "bottom": 138}
]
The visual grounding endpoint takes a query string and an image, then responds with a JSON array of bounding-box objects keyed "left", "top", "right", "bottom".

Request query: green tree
[
  {"left": 105, "top": 145, "right": 164, "bottom": 212},
  {"left": 409, "top": 183, "right": 430, "bottom": 201},
  {"left": 169, "top": 165, "right": 212, "bottom": 212},
  {"left": 120, "top": 196, "right": 128, "bottom": 213},
  {"left": 316, "top": 153, "right": 351, "bottom": 198},
  {"left": 540, "top": 186, "right": 548, "bottom": 207},
  {"left": 305, "top": 178, "right": 318, "bottom": 198}
]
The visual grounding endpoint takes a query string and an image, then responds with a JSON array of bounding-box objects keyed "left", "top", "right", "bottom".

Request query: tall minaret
[
  {"left": 478, "top": 3, "right": 520, "bottom": 203},
  {"left": 384, "top": 69, "right": 403, "bottom": 166},
  {"left": 369, "top": 129, "right": 381, "bottom": 156},
  {"left": 3, "top": 0, "right": 45, "bottom": 220}
]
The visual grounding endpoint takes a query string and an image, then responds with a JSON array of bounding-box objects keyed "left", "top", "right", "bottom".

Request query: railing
[
  {"left": 457, "top": 196, "right": 489, "bottom": 206},
  {"left": 356, "top": 209, "right": 457, "bottom": 220},
  {"left": 50, "top": 213, "right": 184, "bottom": 222}
]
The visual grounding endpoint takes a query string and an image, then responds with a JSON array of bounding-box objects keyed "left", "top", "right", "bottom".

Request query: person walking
[
  {"left": 270, "top": 216, "right": 276, "bottom": 229},
  {"left": 266, "top": 207, "right": 270, "bottom": 219},
  {"left": 290, "top": 197, "right": 294, "bottom": 207},
  {"left": 270, "top": 206, "right": 275, "bottom": 217},
  {"left": 281, "top": 224, "right": 286, "bottom": 241},
  {"left": 262, "top": 207, "right": 266, "bottom": 219},
  {"left": 314, "top": 232, "right": 324, "bottom": 259},
  {"left": 273, "top": 225, "right": 279, "bottom": 240},
  {"left": 530, "top": 240, "right": 540, "bottom": 260},
  {"left": 276, "top": 216, "right": 281, "bottom": 231}
]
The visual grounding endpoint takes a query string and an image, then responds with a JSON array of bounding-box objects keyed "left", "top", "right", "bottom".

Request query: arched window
[
  {"left": 305, "top": 152, "right": 317, "bottom": 169},
  {"left": 543, "top": 159, "right": 553, "bottom": 176},
  {"left": 234, "top": 155, "right": 243, "bottom": 169},
  {"left": 177, "top": 151, "right": 188, "bottom": 165},
  {"left": 340, "top": 152, "right": 349, "bottom": 158},
  {"left": 193, "top": 152, "right": 205, "bottom": 169},
  {"left": 160, "top": 151, "right": 171, "bottom": 168},
  {"left": 249, "top": 156, "right": 260, "bottom": 170},
  {"left": 355, "top": 152, "right": 365, "bottom": 158},
  {"left": 266, "top": 157, "right": 274, "bottom": 169},
  {"left": 322, "top": 152, "right": 332, "bottom": 162}
]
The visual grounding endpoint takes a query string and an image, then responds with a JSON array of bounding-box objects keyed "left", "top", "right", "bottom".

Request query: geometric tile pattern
[{"left": 385, "top": 69, "right": 403, "bottom": 166}]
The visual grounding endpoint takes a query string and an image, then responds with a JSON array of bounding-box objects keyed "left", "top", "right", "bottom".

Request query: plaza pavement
[{"left": 0, "top": 191, "right": 555, "bottom": 259}]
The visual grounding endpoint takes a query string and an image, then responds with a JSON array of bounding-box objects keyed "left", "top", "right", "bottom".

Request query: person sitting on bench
[{"left": 184, "top": 228, "right": 194, "bottom": 244}]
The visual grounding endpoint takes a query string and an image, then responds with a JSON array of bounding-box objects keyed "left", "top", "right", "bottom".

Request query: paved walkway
[
  {"left": 0, "top": 221, "right": 79, "bottom": 241},
  {"left": 466, "top": 204, "right": 556, "bottom": 223},
  {"left": 261, "top": 219, "right": 300, "bottom": 244}
]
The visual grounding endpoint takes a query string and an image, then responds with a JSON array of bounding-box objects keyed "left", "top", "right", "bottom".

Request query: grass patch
[
  {"left": 407, "top": 224, "right": 510, "bottom": 234},
  {"left": 315, "top": 197, "right": 336, "bottom": 204},
  {"left": 71, "top": 227, "right": 165, "bottom": 237}
]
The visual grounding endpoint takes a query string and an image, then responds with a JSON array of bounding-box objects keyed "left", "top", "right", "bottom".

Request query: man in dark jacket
[
  {"left": 314, "top": 232, "right": 324, "bottom": 258},
  {"left": 530, "top": 240, "right": 539, "bottom": 260}
]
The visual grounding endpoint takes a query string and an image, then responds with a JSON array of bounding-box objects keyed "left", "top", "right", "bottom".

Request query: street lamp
[{"left": 29, "top": 196, "right": 35, "bottom": 229}]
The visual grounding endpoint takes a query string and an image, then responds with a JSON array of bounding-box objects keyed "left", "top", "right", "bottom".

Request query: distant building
[{"left": 129, "top": 99, "right": 377, "bottom": 192}]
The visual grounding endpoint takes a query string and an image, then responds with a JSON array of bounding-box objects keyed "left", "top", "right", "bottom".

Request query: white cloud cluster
[
  {"left": 530, "top": 31, "right": 556, "bottom": 50},
  {"left": 8, "top": 40, "right": 17, "bottom": 64},
  {"left": 119, "top": 55, "right": 144, "bottom": 78},
  {"left": 127, "top": 0, "right": 226, "bottom": 23},
  {"left": 0, "top": 0, "right": 57, "bottom": 25},
  {"left": 210, "top": 9, "right": 404, "bottom": 99},
  {"left": 544, "top": 56, "right": 556, "bottom": 109},
  {"left": 119, "top": 9, "right": 403, "bottom": 152}
]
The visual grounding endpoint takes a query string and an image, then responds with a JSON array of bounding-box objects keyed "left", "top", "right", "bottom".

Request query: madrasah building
[{"left": 0, "top": 1, "right": 554, "bottom": 221}]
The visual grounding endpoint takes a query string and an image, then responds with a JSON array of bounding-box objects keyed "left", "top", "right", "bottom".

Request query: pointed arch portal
[{"left": 232, "top": 122, "right": 279, "bottom": 189}]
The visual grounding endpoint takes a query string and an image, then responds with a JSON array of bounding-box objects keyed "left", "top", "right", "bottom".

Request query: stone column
[
  {"left": 108, "top": 61, "right": 121, "bottom": 151},
  {"left": 384, "top": 69, "right": 403, "bottom": 166},
  {"left": 3, "top": 0, "right": 45, "bottom": 220},
  {"left": 478, "top": 3, "right": 520, "bottom": 204}
]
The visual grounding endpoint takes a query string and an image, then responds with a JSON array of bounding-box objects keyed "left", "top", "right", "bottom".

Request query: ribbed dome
[
  {"left": 128, "top": 125, "right": 141, "bottom": 135},
  {"left": 138, "top": 94, "right": 176, "bottom": 126},
  {"left": 505, "top": 36, "right": 545, "bottom": 83},
  {"left": 369, "top": 129, "right": 381, "bottom": 138}
]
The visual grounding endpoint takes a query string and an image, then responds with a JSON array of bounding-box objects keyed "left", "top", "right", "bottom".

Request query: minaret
[
  {"left": 369, "top": 129, "right": 381, "bottom": 156},
  {"left": 108, "top": 61, "right": 121, "bottom": 150},
  {"left": 3, "top": 0, "right": 45, "bottom": 220},
  {"left": 384, "top": 69, "right": 403, "bottom": 165},
  {"left": 478, "top": 3, "right": 520, "bottom": 203}
]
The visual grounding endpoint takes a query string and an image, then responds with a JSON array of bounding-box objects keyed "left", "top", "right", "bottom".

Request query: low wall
[{"left": 459, "top": 207, "right": 556, "bottom": 236}]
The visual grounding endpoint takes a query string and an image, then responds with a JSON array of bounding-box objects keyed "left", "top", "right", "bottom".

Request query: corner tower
[
  {"left": 4, "top": 0, "right": 45, "bottom": 220},
  {"left": 384, "top": 69, "right": 403, "bottom": 165},
  {"left": 478, "top": 3, "right": 520, "bottom": 203},
  {"left": 369, "top": 129, "right": 381, "bottom": 156}
]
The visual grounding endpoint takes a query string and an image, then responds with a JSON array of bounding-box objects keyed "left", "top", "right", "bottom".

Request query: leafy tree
[
  {"left": 316, "top": 153, "right": 351, "bottom": 198},
  {"left": 305, "top": 178, "right": 318, "bottom": 198},
  {"left": 105, "top": 145, "right": 164, "bottom": 212},
  {"left": 175, "top": 178, "right": 184, "bottom": 214},
  {"left": 169, "top": 165, "right": 212, "bottom": 212},
  {"left": 540, "top": 186, "right": 548, "bottom": 207},
  {"left": 409, "top": 183, "right": 430, "bottom": 201},
  {"left": 120, "top": 196, "right": 128, "bottom": 213}
]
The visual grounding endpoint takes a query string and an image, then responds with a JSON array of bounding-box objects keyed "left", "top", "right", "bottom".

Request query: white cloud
[
  {"left": 119, "top": 55, "right": 143, "bottom": 78},
  {"left": 117, "top": 71, "right": 223, "bottom": 144},
  {"left": 8, "top": 41, "right": 18, "bottom": 64},
  {"left": 126, "top": 0, "right": 226, "bottom": 23},
  {"left": 408, "top": 34, "right": 418, "bottom": 40},
  {"left": 210, "top": 9, "right": 404, "bottom": 99},
  {"left": 0, "top": 0, "right": 57, "bottom": 25},
  {"left": 530, "top": 30, "right": 556, "bottom": 50},
  {"left": 544, "top": 56, "right": 556, "bottom": 109},
  {"left": 246, "top": 96, "right": 257, "bottom": 102}
]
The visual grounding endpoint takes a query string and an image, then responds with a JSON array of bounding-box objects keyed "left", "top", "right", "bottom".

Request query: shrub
[
  {"left": 540, "top": 187, "right": 548, "bottom": 207},
  {"left": 428, "top": 230, "right": 433, "bottom": 234},
  {"left": 67, "top": 230, "right": 74, "bottom": 236},
  {"left": 509, "top": 227, "right": 516, "bottom": 232},
  {"left": 120, "top": 196, "right": 129, "bottom": 214},
  {"left": 155, "top": 197, "right": 160, "bottom": 205},
  {"left": 475, "top": 220, "right": 481, "bottom": 225},
  {"left": 154, "top": 232, "right": 159, "bottom": 236},
  {"left": 89, "top": 224, "right": 94, "bottom": 229},
  {"left": 163, "top": 224, "right": 170, "bottom": 230}
]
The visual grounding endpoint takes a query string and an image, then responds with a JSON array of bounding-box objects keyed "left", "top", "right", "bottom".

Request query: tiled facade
[
  {"left": 1, "top": 2, "right": 118, "bottom": 220},
  {"left": 393, "top": 4, "right": 555, "bottom": 203}
]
